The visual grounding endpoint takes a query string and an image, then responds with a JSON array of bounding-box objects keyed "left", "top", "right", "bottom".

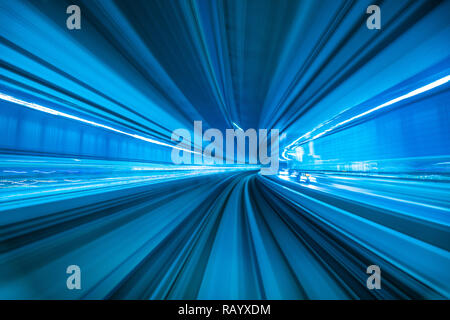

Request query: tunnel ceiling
[{"left": 1, "top": 0, "right": 446, "bottom": 146}]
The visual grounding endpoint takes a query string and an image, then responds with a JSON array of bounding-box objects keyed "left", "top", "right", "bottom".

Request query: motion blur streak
[{"left": 0, "top": 0, "right": 449, "bottom": 299}]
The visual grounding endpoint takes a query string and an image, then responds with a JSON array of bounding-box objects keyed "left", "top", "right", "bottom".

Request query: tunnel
[{"left": 0, "top": 0, "right": 449, "bottom": 300}]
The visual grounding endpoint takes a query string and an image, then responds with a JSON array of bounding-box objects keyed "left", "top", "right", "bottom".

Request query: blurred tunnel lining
[{"left": 0, "top": 0, "right": 449, "bottom": 299}]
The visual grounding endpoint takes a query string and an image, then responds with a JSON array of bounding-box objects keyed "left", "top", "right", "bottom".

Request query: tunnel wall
[
  {"left": 288, "top": 86, "right": 450, "bottom": 174},
  {"left": 0, "top": 98, "right": 173, "bottom": 163}
]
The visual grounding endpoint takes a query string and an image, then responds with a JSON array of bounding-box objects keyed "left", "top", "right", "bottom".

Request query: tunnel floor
[{"left": 1, "top": 168, "right": 448, "bottom": 299}]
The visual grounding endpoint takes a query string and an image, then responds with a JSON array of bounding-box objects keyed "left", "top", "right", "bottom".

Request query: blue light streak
[{"left": 232, "top": 122, "right": 244, "bottom": 131}]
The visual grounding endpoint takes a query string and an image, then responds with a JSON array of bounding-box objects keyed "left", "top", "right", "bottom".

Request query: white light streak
[
  {"left": 284, "top": 75, "right": 450, "bottom": 158},
  {"left": 0, "top": 92, "right": 197, "bottom": 154}
]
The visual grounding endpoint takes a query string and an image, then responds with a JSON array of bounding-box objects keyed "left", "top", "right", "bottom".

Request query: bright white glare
[
  {"left": 280, "top": 150, "right": 290, "bottom": 161},
  {"left": 0, "top": 92, "right": 198, "bottom": 154}
]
